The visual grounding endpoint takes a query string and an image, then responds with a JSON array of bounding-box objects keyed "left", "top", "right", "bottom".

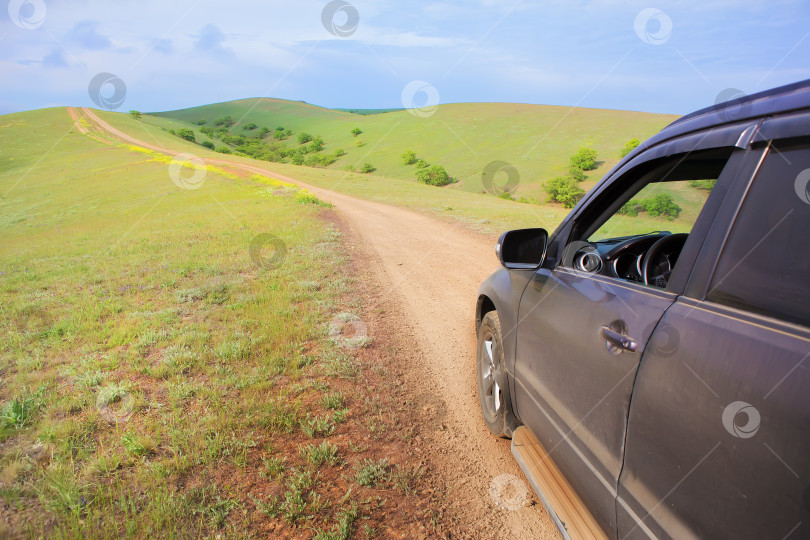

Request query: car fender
[{"left": 477, "top": 267, "right": 536, "bottom": 426}]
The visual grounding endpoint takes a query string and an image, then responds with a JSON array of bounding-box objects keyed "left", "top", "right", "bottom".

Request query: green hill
[{"left": 149, "top": 98, "right": 678, "bottom": 200}]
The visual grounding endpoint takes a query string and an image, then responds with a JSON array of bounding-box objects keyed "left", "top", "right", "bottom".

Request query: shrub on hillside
[
  {"left": 201, "top": 140, "right": 215, "bottom": 150},
  {"left": 308, "top": 137, "right": 325, "bottom": 153},
  {"left": 176, "top": 128, "right": 196, "bottom": 142},
  {"left": 414, "top": 159, "right": 428, "bottom": 169},
  {"left": 618, "top": 194, "right": 682, "bottom": 220},
  {"left": 620, "top": 138, "right": 640, "bottom": 157},
  {"left": 688, "top": 179, "right": 716, "bottom": 190},
  {"left": 543, "top": 176, "right": 585, "bottom": 208},
  {"left": 402, "top": 150, "right": 417, "bottom": 165},
  {"left": 618, "top": 199, "right": 645, "bottom": 217},
  {"left": 195, "top": 119, "right": 206, "bottom": 125},
  {"left": 361, "top": 163, "right": 376, "bottom": 173},
  {"left": 215, "top": 146, "right": 231, "bottom": 154},
  {"left": 570, "top": 147, "right": 598, "bottom": 171},
  {"left": 642, "top": 193, "right": 681, "bottom": 219},
  {"left": 242, "top": 123, "right": 258, "bottom": 131},
  {"left": 568, "top": 167, "right": 586, "bottom": 182},
  {"left": 351, "top": 127, "right": 363, "bottom": 137},
  {"left": 200, "top": 126, "right": 214, "bottom": 136},
  {"left": 298, "top": 132, "right": 313, "bottom": 144},
  {"left": 129, "top": 110, "right": 142, "bottom": 120},
  {"left": 214, "top": 116, "right": 235, "bottom": 127},
  {"left": 416, "top": 165, "right": 453, "bottom": 187}
]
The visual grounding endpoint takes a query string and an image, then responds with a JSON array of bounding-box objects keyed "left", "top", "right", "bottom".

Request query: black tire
[{"left": 477, "top": 311, "right": 510, "bottom": 437}]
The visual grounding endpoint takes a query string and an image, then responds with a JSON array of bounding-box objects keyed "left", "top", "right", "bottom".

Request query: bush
[
  {"left": 201, "top": 140, "right": 215, "bottom": 150},
  {"left": 242, "top": 123, "right": 257, "bottom": 131},
  {"left": 307, "top": 137, "right": 324, "bottom": 153},
  {"left": 351, "top": 127, "right": 362, "bottom": 137},
  {"left": 333, "top": 148, "right": 345, "bottom": 157},
  {"left": 619, "top": 194, "right": 682, "bottom": 220},
  {"left": 620, "top": 138, "right": 640, "bottom": 157},
  {"left": 688, "top": 179, "right": 716, "bottom": 190},
  {"left": 221, "top": 134, "right": 246, "bottom": 146},
  {"left": 402, "top": 150, "right": 416, "bottom": 165},
  {"left": 260, "top": 127, "right": 271, "bottom": 137},
  {"left": 570, "top": 147, "right": 598, "bottom": 171},
  {"left": 416, "top": 165, "right": 453, "bottom": 187},
  {"left": 200, "top": 126, "right": 214, "bottom": 136},
  {"left": 642, "top": 193, "right": 681, "bottom": 219},
  {"left": 569, "top": 167, "right": 586, "bottom": 182},
  {"left": 176, "top": 128, "right": 196, "bottom": 142},
  {"left": 129, "top": 110, "right": 142, "bottom": 120},
  {"left": 215, "top": 146, "right": 231, "bottom": 154},
  {"left": 414, "top": 159, "right": 428, "bottom": 169},
  {"left": 360, "top": 163, "right": 376, "bottom": 173},
  {"left": 214, "top": 116, "right": 235, "bottom": 127},
  {"left": 195, "top": 119, "right": 206, "bottom": 125},
  {"left": 297, "top": 132, "right": 313, "bottom": 144},
  {"left": 618, "top": 198, "right": 644, "bottom": 216},
  {"left": 543, "top": 176, "right": 585, "bottom": 208}
]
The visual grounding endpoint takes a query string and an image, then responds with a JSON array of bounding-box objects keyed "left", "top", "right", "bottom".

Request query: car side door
[
  {"left": 618, "top": 130, "right": 810, "bottom": 538},
  {"left": 512, "top": 128, "right": 750, "bottom": 535}
]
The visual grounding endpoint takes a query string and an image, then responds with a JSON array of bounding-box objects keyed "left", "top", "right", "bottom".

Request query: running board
[{"left": 511, "top": 426, "right": 608, "bottom": 540}]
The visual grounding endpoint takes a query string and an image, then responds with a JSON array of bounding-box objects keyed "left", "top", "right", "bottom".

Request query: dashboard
[{"left": 570, "top": 233, "right": 687, "bottom": 287}]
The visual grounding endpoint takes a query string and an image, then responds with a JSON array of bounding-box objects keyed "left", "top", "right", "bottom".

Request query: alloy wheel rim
[{"left": 481, "top": 336, "right": 501, "bottom": 417}]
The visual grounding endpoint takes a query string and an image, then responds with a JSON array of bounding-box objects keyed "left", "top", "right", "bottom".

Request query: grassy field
[
  {"left": 148, "top": 98, "right": 678, "bottom": 200},
  {"left": 93, "top": 108, "right": 704, "bottom": 238},
  {"left": 0, "top": 108, "right": 432, "bottom": 537}
]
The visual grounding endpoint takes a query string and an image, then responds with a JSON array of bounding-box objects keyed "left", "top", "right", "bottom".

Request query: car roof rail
[{"left": 668, "top": 78, "right": 810, "bottom": 128}]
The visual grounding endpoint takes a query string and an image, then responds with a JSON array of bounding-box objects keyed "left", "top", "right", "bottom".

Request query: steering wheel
[{"left": 642, "top": 233, "right": 688, "bottom": 288}]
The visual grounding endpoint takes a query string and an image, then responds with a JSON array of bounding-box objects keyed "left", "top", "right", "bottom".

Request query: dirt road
[{"left": 69, "top": 107, "right": 559, "bottom": 538}]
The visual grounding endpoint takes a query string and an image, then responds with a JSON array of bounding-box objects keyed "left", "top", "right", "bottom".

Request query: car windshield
[
  {"left": 595, "top": 230, "right": 671, "bottom": 243},
  {"left": 588, "top": 179, "right": 715, "bottom": 242}
]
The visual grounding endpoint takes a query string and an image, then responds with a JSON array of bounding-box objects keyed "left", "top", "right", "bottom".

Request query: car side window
[
  {"left": 559, "top": 148, "right": 734, "bottom": 289},
  {"left": 706, "top": 140, "right": 810, "bottom": 327}
]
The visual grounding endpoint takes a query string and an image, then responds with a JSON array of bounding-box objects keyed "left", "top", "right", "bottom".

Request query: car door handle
[{"left": 599, "top": 326, "right": 638, "bottom": 352}]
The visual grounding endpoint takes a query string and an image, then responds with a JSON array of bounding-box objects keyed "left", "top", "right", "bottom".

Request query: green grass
[
  {"left": 354, "top": 458, "right": 390, "bottom": 487},
  {"left": 0, "top": 107, "right": 409, "bottom": 536},
  {"left": 149, "top": 98, "right": 676, "bottom": 199},
  {"left": 94, "top": 106, "right": 702, "bottom": 237}
]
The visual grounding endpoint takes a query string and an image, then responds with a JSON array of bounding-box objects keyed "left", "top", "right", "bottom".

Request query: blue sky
[{"left": 1, "top": 0, "right": 808, "bottom": 115}]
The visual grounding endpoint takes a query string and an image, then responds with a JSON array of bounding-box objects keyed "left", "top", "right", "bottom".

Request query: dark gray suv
[{"left": 476, "top": 80, "right": 810, "bottom": 539}]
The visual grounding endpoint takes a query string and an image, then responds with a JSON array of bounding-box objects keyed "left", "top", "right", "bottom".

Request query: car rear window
[{"left": 707, "top": 140, "right": 810, "bottom": 327}]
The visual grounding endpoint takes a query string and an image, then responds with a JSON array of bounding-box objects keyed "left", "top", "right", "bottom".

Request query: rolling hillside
[{"left": 149, "top": 98, "right": 678, "bottom": 199}]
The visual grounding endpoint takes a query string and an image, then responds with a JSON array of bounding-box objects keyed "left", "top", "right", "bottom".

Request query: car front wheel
[{"left": 477, "top": 311, "right": 510, "bottom": 437}]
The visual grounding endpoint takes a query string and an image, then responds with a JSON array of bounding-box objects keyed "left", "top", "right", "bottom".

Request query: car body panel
[
  {"left": 618, "top": 298, "right": 810, "bottom": 539},
  {"left": 514, "top": 268, "right": 676, "bottom": 531}
]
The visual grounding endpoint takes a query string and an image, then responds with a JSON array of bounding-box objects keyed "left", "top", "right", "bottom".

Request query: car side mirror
[{"left": 496, "top": 228, "right": 548, "bottom": 270}]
